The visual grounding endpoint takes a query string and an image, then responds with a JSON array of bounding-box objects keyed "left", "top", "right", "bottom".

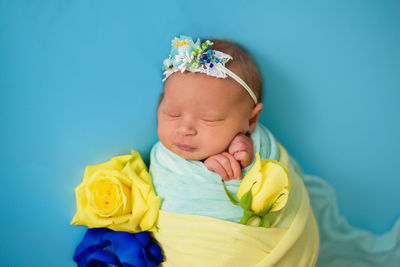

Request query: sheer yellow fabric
[{"left": 153, "top": 144, "right": 319, "bottom": 266}]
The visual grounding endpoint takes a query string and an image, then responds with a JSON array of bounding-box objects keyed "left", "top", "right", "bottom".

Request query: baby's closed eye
[
  {"left": 200, "top": 118, "right": 225, "bottom": 125},
  {"left": 163, "top": 111, "right": 181, "bottom": 118}
]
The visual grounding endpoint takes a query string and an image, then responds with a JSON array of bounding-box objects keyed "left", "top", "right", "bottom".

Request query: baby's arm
[{"left": 204, "top": 133, "right": 254, "bottom": 181}]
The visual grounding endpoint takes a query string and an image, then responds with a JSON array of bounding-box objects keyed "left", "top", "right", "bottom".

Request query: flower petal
[
  {"left": 74, "top": 228, "right": 111, "bottom": 258},
  {"left": 270, "top": 188, "right": 289, "bottom": 212},
  {"left": 252, "top": 161, "right": 289, "bottom": 213},
  {"left": 237, "top": 153, "right": 263, "bottom": 200},
  {"left": 102, "top": 230, "right": 146, "bottom": 266},
  {"left": 147, "top": 243, "right": 164, "bottom": 263},
  {"left": 134, "top": 231, "right": 151, "bottom": 247}
]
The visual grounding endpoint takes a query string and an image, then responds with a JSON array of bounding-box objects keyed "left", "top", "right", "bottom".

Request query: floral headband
[{"left": 162, "top": 35, "right": 258, "bottom": 104}]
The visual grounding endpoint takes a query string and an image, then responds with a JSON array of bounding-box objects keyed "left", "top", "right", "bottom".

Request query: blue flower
[
  {"left": 169, "top": 35, "right": 201, "bottom": 69},
  {"left": 73, "top": 228, "right": 163, "bottom": 267}
]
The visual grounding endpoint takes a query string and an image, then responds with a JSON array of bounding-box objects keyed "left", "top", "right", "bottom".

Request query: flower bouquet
[{"left": 71, "top": 151, "right": 163, "bottom": 267}]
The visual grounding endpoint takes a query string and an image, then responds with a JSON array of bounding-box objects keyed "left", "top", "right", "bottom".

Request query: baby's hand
[
  {"left": 204, "top": 133, "right": 254, "bottom": 181},
  {"left": 204, "top": 152, "right": 242, "bottom": 181},
  {"left": 228, "top": 133, "right": 254, "bottom": 169}
]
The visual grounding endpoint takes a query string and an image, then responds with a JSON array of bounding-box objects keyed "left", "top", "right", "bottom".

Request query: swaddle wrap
[
  {"left": 150, "top": 124, "right": 319, "bottom": 266},
  {"left": 150, "top": 123, "right": 279, "bottom": 221}
]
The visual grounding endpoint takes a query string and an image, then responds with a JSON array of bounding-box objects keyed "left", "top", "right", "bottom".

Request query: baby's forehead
[
  {"left": 161, "top": 77, "right": 254, "bottom": 117},
  {"left": 161, "top": 89, "right": 228, "bottom": 110},
  {"left": 164, "top": 72, "right": 249, "bottom": 99}
]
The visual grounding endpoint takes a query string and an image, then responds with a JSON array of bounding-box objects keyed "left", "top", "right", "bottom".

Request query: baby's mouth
[{"left": 175, "top": 143, "right": 197, "bottom": 152}]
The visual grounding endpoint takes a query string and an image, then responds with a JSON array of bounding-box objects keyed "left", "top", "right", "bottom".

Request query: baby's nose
[{"left": 176, "top": 120, "right": 197, "bottom": 136}]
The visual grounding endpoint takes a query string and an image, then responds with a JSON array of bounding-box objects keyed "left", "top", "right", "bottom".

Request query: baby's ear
[{"left": 248, "top": 103, "right": 263, "bottom": 134}]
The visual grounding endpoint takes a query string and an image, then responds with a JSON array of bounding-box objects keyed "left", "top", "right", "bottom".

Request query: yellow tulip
[
  {"left": 237, "top": 153, "right": 290, "bottom": 214},
  {"left": 71, "top": 150, "right": 161, "bottom": 233}
]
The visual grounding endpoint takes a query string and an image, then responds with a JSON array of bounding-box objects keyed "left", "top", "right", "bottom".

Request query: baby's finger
[
  {"left": 204, "top": 157, "right": 229, "bottom": 181},
  {"left": 214, "top": 154, "right": 234, "bottom": 179},
  {"left": 234, "top": 151, "right": 251, "bottom": 168},
  {"left": 222, "top": 152, "right": 242, "bottom": 180},
  {"left": 228, "top": 139, "right": 248, "bottom": 154},
  {"left": 213, "top": 160, "right": 230, "bottom": 181}
]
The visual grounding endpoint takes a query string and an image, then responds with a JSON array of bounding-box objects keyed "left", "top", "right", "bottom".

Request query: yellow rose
[
  {"left": 237, "top": 153, "right": 290, "bottom": 214},
  {"left": 71, "top": 150, "right": 161, "bottom": 233}
]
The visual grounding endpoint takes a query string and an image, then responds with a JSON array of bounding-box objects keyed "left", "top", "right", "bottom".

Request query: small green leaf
[
  {"left": 222, "top": 180, "right": 239, "bottom": 205},
  {"left": 239, "top": 181, "right": 257, "bottom": 210},
  {"left": 257, "top": 203, "right": 274, "bottom": 217},
  {"left": 190, "top": 61, "right": 200, "bottom": 69},
  {"left": 191, "top": 51, "right": 198, "bottom": 58},
  {"left": 260, "top": 216, "right": 270, "bottom": 228},
  {"left": 257, "top": 193, "right": 285, "bottom": 216},
  {"left": 239, "top": 188, "right": 253, "bottom": 210}
]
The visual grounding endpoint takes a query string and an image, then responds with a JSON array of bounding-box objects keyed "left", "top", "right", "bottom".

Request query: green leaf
[
  {"left": 239, "top": 188, "right": 253, "bottom": 210},
  {"left": 222, "top": 180, "right": 239, "bottom": 205},
  {"left": 257, "top": 203, "right": 274, "bottom": 217},
  {"left": 191, "top": 51, "right": 198, "bottom": 58},
  {"left": 260, "top": 216, "right": 270, "bottom": 228},
  {"left": 257, "top": 193, "right": 285, "bottom": 216},
  {"left": 190, "top": 61, "right": 200, "bottom": 69}
]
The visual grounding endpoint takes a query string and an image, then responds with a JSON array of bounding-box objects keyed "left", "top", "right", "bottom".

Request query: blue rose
[
  {"left": 73, "top": 228, "right": 163, "bottom": 267},
  {"left": 170, "top": 35, "right": 201, "bottom": 68}
]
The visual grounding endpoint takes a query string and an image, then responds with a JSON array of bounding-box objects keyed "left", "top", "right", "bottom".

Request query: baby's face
[{"left": 158, "top": 72, "right": 254, "bottom": 160}]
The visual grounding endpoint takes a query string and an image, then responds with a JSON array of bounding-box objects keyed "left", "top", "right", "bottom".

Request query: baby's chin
[
  {"left": 164, "top": 144, "right": 208, "bottom": 161},
  {"left": 160, "top": 140, "right": 216, "bottom": 161},
  {"left": 172, "top": 148, "right": 208, "bottom": 161}
]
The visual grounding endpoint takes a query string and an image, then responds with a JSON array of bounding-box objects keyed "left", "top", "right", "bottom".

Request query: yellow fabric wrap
[{"left": 153, "top": 144, "right": 319, "bottom": 266}]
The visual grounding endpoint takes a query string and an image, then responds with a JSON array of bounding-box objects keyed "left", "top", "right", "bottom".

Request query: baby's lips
[{"left": 175, "top": 143, "right": 198, "bottom": 152}]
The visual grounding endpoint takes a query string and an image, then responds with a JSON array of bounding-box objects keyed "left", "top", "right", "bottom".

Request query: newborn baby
[
  {"left": 157, "top": 38, "right": 263, "bottom": 181},
  {"left": 150, "top": 37, "right": 320, "bottom": 265},
  {"left": 150, "top": 36, "right": 278, "bottom": 221}
]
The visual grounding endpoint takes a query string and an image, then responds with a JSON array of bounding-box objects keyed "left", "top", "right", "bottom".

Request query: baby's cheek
[
  {"left": 157, "top": 122, "right": 172, "bottom": 144},
  {"left": 206, "top": 133, "right": 236, "bottom": 155}
]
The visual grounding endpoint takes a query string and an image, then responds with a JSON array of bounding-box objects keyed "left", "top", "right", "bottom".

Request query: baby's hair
[{"left": 209, "top": 39, "right": 263, "bottom": 103}]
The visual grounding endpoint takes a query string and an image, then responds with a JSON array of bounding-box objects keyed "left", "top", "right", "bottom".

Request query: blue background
[{"left": 1, "top": 0, "right": 399, "bottom": 266}]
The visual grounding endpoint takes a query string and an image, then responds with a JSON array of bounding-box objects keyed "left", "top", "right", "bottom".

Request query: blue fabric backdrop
[{"left": 1, "top": 0, "right": 399, "bottom": 266}]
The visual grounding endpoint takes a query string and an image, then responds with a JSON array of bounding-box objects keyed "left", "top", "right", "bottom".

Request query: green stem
[
  {"left": 260, "top": 216, "right": 270, "bottom": 228},
  {"left": 239, "top": 210, "right": 255, "bottom": 225}
]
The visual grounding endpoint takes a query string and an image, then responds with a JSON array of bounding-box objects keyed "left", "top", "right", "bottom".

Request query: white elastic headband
[
  {"left": 214, "top": 64, "right": 258, "bottom": 104},
  {"left": 162, "top": 36, "right": 258, "bottom": 104}
]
